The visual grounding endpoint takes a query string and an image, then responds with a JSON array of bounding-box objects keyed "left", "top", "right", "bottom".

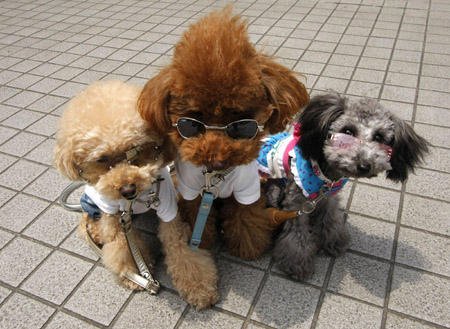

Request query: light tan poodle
[{"left": 53, "top": 80, "right": 218, "bottom": 306}]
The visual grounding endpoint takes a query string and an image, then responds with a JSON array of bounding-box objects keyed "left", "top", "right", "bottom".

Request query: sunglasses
[
  {"left": 328, "top": 133, "right": 392, "bottom": 161},
  {"left": 78, "top": 142, "right": 162, "bottom": 182},
  {"left": 172, "top": 117, "right": 264, "bottom": 140}
]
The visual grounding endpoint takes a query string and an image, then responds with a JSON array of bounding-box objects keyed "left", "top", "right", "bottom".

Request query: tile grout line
[{"left": 380, "top": 1, "right": 433, "bottom": 327}]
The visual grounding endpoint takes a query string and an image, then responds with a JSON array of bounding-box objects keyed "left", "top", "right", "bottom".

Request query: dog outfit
[
  {"left": 81, "top": 166, "right": 178, "bottom": 222},
  {"left": 257, "top": 124, "right": 348, "bottom": 199},
  {"left": 175, "top": 155, "right": 260, "bottom": 205}
]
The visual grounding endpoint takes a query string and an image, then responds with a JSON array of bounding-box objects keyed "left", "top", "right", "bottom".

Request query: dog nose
[
  {"left": 207, "top": 160, "right": 227, "bottom": 171},
  {"left": 119, "top": 184, "right": 137, "bottom": 200},
  {"left": 357, "top": 163, "right": 371, "bottom": 175}
]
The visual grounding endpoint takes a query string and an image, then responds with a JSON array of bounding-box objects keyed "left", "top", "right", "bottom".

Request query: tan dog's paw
[
  {"left": 167, "top": 247, "right": 219, "bottom": 310},
  {"left": 117, "top": 275, "right": 144, "bottom": 291},
  {"left": 178, "top": 281, "right": 219, "bottom": 310}
]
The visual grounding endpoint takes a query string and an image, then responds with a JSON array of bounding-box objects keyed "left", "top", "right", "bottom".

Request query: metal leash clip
[
  {"left": 200, "top": 170, "right": 220, "bottom": 199},
  {"left": 299, "top": 183, "right": 334, "bottom": 215}
]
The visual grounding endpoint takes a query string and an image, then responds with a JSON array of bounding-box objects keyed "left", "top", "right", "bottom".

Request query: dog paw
[
  {"left": 323, "top": 236, "right": 349, "bottom": 256},
  {"left": 179, "top": 282, "right": 219, "bottom": 311},
  {"left": 118, "top": 275, "right": 144, "bottom": 291}
]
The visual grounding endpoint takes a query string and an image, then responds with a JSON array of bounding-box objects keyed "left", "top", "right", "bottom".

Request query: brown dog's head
[{"left": 138, "top": 7, "right": 309, "bottom": 171}]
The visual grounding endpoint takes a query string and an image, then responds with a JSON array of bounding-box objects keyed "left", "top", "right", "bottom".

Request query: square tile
[
  {"left": 113, "top": 290, "right": 185, "bottom": 329},
  {"left": 414, "top": 123, "right": 450, "bottom": 149},
  {"left": 64, "top": 266, "right": 132, "bottom": 326},
  {"left": 252, "top": 275, "right": 320, "bottom": 329},
  {"left": 3, "top": 90, "right": 43, "bottom": 108},
  {"left": 179, "top": 308, "right": 243, "bottom": 329},
  {"left": 346, "top": 214, "right": 395, "bottom": 259},
  {"left": 24, "top": 168, "right": 72, "bottom": 201},
  {"left": 0, "top": 131, "right": 45, "bottom": 157},
  {"left": 350, "top": 184, "right": 400, "bottom": 222},
  {"left": 406, "top": 168, "right": 450, "bottom": 202},
  {"left": 415, "top": 105, "right": 450, "bottom": 127},
  {"left": 0, "top": 285, "right": 11, "bottom": 304},
  {"left": 0, "top": 193, "right": 49, "bottom": 232},
  {"left": 385, "top": 312, "right": 437, "bottom": 329},
  {"left": 402, "top": 194, "right": 450, "bottom": 236},
  {"left": 381, "top": 85, "right": 416, "bottom": 103},
  {"left": 25, "top": 138, "right": 55, "bottom": 165},
  {"left": 0, "top": 237, "right": 51, "bottom": 286},
  {"left": 60, "top": 229, "right": 100, "bottom": 261},
  {"left": 315, "top": 293, "right": 383, "bottom": 329},
  {"left": 45, "top": 312, "right": 99, "bottom": 329},
  {"left": 1, "top": 109, "right": 43, "bottom": 130},
  {"left": 21, "top": 250, "right": 93, "bottom": 305},
  {"left": 0, "top": 159, "right": 47, "bottom": 190},
  {"left": 0, "top": 229, "right": 15, "bottom": 249},
  {"left": 23, "top": 204, "right": 79, "bottom": 246},
  {"left": 396, "top": 227, "right": 450, "bottom": 276},
  {"left": 389, "top": 266, "right": 450, "bottom": 327},
  {"left": 0, "top": 293, "right": 55, "bottom": 329},
  {"left": 215, "top": 258, "right": 264, "bottom": 316},
  {"left": 27, "top": 94, "right": 68, "bottom": 114},
  {"left": 347, "top": 81, "right": 381, "bottom": 98},
  {"left": 328, "top": 252, "right": 390, "bottom": 306}
]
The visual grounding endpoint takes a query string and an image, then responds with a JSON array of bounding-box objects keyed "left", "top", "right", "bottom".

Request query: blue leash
[
  {"left": 189, "top": 192, "right": 214, "bottom": 248},
  {"left": 188, "top": 168, "right": 234, "bottom": 249}
]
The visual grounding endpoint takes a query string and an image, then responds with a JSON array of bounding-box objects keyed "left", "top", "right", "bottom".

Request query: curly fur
[
  {"left": 53, "top": 81, "right": 217, "bottom": 303},
  {"left": 267, "top": 92, "right": 429, "bottom": 280},
  {"left": 138, "top": 7, "right": 309, "bottom": 308}
]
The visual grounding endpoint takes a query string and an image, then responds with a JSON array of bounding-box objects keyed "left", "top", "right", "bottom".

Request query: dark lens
[
  {"left": 226, "top": 120, "right": 258, "bottom": 139},
  {"left": 177, "top": 118, "right": 206, "bottom": 138}
]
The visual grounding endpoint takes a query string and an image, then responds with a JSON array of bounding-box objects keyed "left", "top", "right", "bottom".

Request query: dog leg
[
  {"left": 221, "top": 196, "right": 274, "bottom": 260},
  {"left": 98, "top": 213, "right": 149, "bottom": 290},
  {"left": 159, "top": 214, "right": 219, "bottom": 310},
  {"left": 274, "top": 214, "right": 319, "bottom": 280},
  {"left": 79, "top": 212, "right": 102, "bottom": 245},
  {"left": 316, "top": 197, "right": 349, "bottom": 256}
]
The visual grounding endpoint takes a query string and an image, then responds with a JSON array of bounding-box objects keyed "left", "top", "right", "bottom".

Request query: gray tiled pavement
[{"left": 1, "top": 0, "right": 449, "bottom": 328}]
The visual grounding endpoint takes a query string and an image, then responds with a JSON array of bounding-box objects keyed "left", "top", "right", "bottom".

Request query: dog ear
[
  {"left": 260, "top": 55, "right": 309, "bottom": 134},
  {"left": 298, "top": 93, "right": 346, "bottom": 160},
  {"left": 53, "top": 137, "right": 81, "bottom": 181},
  {"left": 138, "top": 68, "right": 172, "bottom": 136},
  {"left": 386, "top": 116, "right": 429, "bottom": 182}
]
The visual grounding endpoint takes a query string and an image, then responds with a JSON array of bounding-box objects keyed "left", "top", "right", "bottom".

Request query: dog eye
[
  {"left": 342, "top": 128, "right": 354, "bottom": 136},
  {"left": 373, "top": 134, "right": 383, "bottom": 142},
  {"left": 97, "top": 157, "right": 109, "bottom": 163}
]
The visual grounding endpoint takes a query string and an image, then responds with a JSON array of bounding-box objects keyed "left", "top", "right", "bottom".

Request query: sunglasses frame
[
  {"left": 172, "top": 117, "right": 264, "bottom": 140},
  {"left": 328, "top": 132, "right": 392, "bottom": 160}
]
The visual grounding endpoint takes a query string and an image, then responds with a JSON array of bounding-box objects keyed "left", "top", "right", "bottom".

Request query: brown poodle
[
  {"left": 138, "top": 7, "right": 309, "bottom": 308},
  {"left": 53, "top": 80, "right": 218, "bottom": 306}
]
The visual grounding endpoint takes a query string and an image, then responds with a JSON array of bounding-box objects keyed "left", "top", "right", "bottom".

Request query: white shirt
[
  {"left": 175, "top": 156, "right": 260, "bottom": 205},
  {"left": 84, "top": 166, "right": 178, "bottom": 222}
]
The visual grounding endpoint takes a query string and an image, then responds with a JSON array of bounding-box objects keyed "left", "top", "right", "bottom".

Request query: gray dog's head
[{"left": 298, "top": 92, "right": 429, "bottom": 182}]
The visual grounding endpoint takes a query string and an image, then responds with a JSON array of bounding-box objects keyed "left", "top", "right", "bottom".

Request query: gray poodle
[{"left": 258, "top": 92, "right": 429, "bottom": 280}]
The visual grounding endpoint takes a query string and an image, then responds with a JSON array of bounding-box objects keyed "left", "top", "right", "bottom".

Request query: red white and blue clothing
[{"left": 257, "top": 124, "right": 348, "bottom": 199}]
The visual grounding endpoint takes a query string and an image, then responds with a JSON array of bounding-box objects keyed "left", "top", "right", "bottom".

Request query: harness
[
  {"left": 189, "top": 166, "right": 234, "bottom": 248},
  {"left": 259, "top": 123, "right": 348, "bottom": 216}
]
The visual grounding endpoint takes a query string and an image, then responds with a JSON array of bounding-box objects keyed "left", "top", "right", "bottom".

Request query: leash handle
[{"left": 189, "top": 192, "right": 214, "bottom": 248}]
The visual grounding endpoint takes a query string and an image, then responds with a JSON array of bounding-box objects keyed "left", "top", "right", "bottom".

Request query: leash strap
[
  {"left": 120, "top": 205, "right": 160, "bottom": 295},
  {"left": 282, "top": 123, "right": 302, "bottom": 175},
  {"left": 189, "top": 191, "right": 214, "bottom": 248}
]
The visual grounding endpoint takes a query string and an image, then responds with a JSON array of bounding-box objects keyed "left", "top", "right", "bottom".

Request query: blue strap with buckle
[{"left": 189, "top": 191, "right": 214, "bottom": 248}]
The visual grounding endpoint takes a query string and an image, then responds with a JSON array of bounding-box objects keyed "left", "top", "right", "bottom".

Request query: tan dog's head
[
  {"left": 138, "top": 7, "right": 309, "bottom": 171},
  {"left": 53, "top": 80, "right": 176, "bottom": 201}
]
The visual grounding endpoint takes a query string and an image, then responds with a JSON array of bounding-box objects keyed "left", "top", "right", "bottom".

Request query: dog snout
[
  {"left": 119, "top": 184, "right": 137, "bottom": 200},
  {"left": 357, "top": 163, "right": 371, "bottom": 175},
  {"left": 207, "top": 159, "right": 228, "bottom": 171}
]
